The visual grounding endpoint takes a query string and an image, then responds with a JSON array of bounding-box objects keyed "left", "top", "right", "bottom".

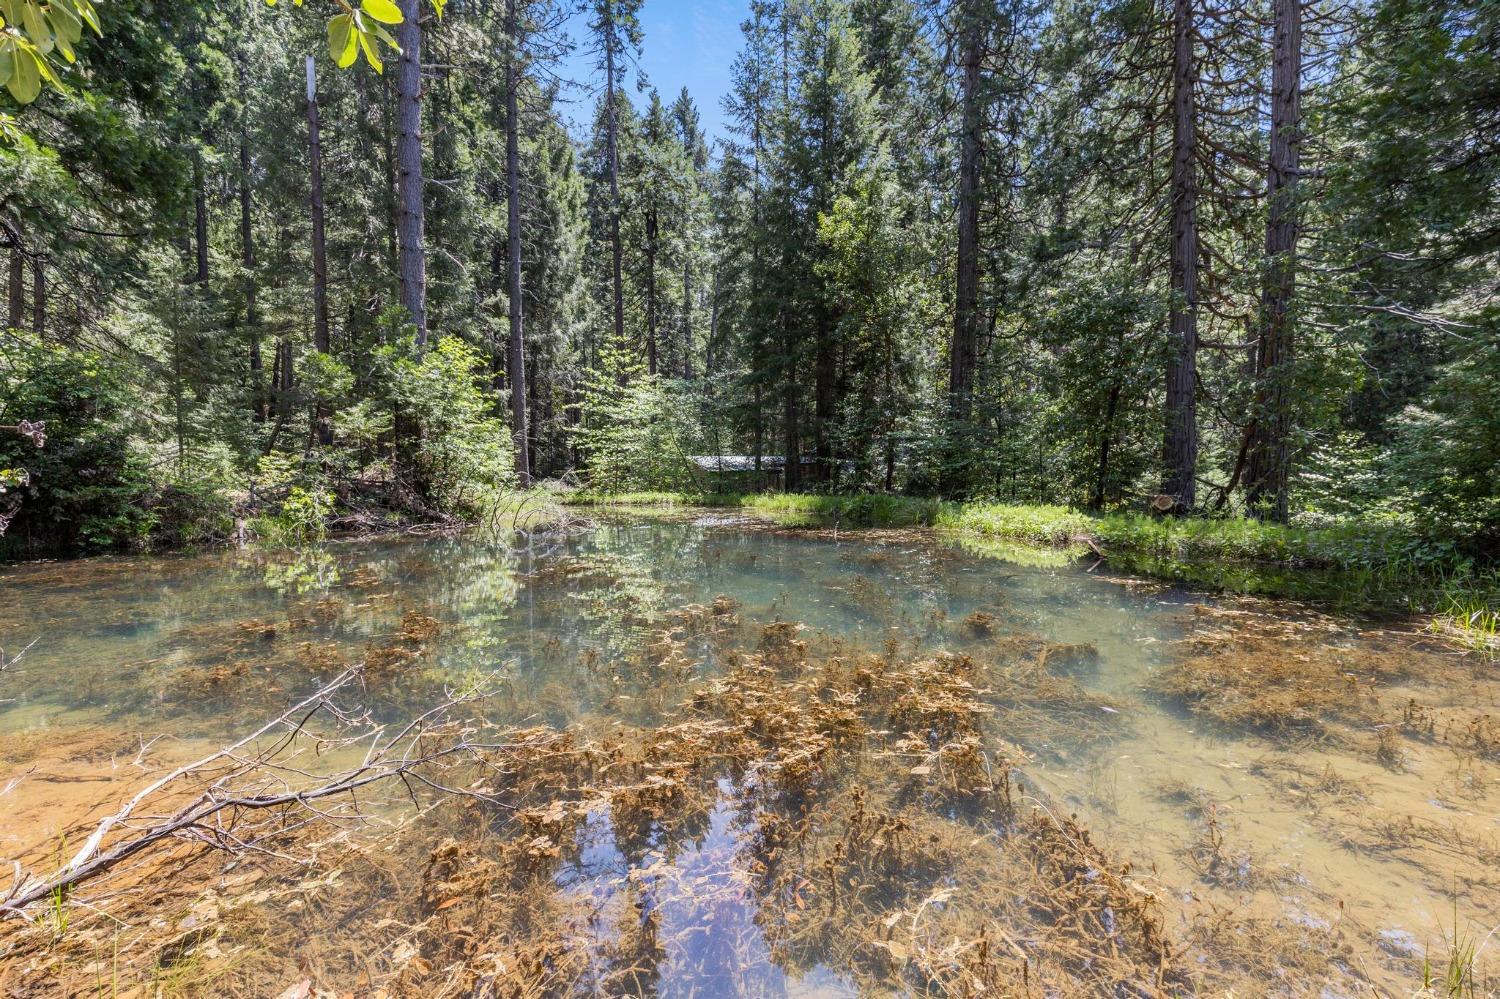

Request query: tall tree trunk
[
  {"left": 706, "top": 266, "right": 719, "bottom": 377},
  {"left": 270, "top": 339, "right": 282, "bottom": 409},
  {"left": 489, "top": 182, "right": 507, "bottom": 393},
  {"left": 604, "top": 22, "right": 625, "bottom": 354},
  {"left": 505, "top": 0, "right": 531, "bottom": 485},
  {"left": 396, "top": 0, "right": 428, "bottom": 342},
  {"left": 682, "top": 258, "right": 694, "bottom": 379},
  {"left": 173, "top": 293, "right": 186, "bottom": 465},
  {"left": 306, "top": 58, "right": 333, "bottom": 445},
  {"left": 30, "top": 256, "right": 43, "bottom": 336},
  {"left": 278, "top": 339, "right": 294, "bottom": 407},
  {"left": 645, "top": 207, "right": 658, "bottom": 374},
  {"left": 381, "top": 70, "right": 399, "bottom": 278},
  {"left": 193, "top": 154, "right": 210, "bottom": 284},
  {"left": 241, "top": 110, "right": 265, "bottom": 422},
  {"left": 778, "top": 9, "right": 797, "bottom": 492},
  {"left": 1162, "top": 0, "right": 1199, "bottom": 512},
  {"left": 1245, "top": 0, "right": 1300, "bottom": 522},
  {"left": 1095, "top": 382, "right": 1121, "bottom": 510},
  {"left": 814, "top": 313, "right": 835, "bottom": 484},
  {"left": 753, "top": 382, "right": 763, "bottom": 475},
  {"left": 783, "top": 317, "right": 799, "bottom": 491},
  {"left": 949, "top": 7, "right": 983, "bottom": 425},
  {"left": 6, "top": 226, "right": 22, "bottom": 330}
]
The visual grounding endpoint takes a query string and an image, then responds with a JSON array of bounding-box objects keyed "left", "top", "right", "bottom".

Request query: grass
[
  {"left": 561, "top": 490, "right": 1500, "bottom": 620},
  {"left": 1431, "top": 589, "right": 1500, "bottom": 654},
  {"left": 564, "top": 490, "right": 941, "bottom": 526}
]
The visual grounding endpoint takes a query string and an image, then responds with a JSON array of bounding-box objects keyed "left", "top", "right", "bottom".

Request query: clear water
[
  {"left": 2, "top": 512, "right": 1495, "bottom": 994},
  {"left": 0, "top": 516, "right": 1189, "bottom": 738}
]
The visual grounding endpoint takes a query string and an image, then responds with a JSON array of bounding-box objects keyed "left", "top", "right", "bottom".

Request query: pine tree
[{"left": 587, "top": 0, "right": 644, "bottom": 360}]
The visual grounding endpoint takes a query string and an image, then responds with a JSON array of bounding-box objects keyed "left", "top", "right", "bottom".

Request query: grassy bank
[
  {"left": 563, "top": 491, "right": 1499, "bottom": 632},
  {"left": 564, "top": 490, "right": 942, "bottom": 526}
]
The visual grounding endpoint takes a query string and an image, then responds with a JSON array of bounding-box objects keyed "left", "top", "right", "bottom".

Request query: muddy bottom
[{"left": 0, "top": 515, "right": 1495, "bottom": 996}]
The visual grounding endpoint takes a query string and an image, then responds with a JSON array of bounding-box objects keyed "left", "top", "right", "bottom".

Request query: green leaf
[
  {"left": 327, "top": 13, "right": 356, "bottom": 68},
  {"left": 360, "top": 0, "right": 402, "bottom": 25},
  {"left": 7, "top": 45, "right": 40, "bottom": 103},
  {"left": 32, "top": 45, "right": 57, "bottom": 83},
  {"left": 429, "top": 0, "right": 445, "bottom": 18},
  {"left": 0, "top": 42, "right": 12, "bottom": 89},
  {"left": 21, "top": 0, "right": 52, "bottom": 55},
  {"left": 73, "top": 0, "right": 99, "bottom": 36},
  {"left": 371, "top": 22, "right": 399, "bottom": 50},
  {"left": 48, "top": 2, "right": 81, "bottom": 44},
  {"left": 51, "top": 24, "right": 74, "bottom": 63},
  {"left": 357, "top": 27, "right": 382, "bottom": 73}
]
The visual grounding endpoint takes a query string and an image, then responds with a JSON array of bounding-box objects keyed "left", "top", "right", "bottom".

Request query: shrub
[
  {"left": 570, "top": 365, "right": 703, "bottom": 493},
  {"left": 369, "top": 333, "right": 517, "bottom": 516},
  {"left": 0, "top": 333, "right": 151, "bottom": 555}
]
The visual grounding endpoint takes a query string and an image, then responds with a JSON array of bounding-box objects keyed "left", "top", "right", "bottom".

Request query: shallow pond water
[{"left": 1, "top": 512, "right": 1496, "bottom": 996}]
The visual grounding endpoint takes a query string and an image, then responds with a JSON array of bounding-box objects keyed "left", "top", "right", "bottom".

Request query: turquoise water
[
  {"left": 2, "top": 512, "right": 1495, "bottom": 995},
  {"left": 0, "top": 515, "right": 1189, "bottom": 739}
]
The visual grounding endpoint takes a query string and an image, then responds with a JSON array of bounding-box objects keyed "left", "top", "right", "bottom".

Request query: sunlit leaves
[
  {"left": 1, "top": 36, "right": 42, "bottom": 103},
  {"left": 328, "top": 13, "right": 356, "bottom": 68},
  {"left": 323, "top": 4, "right": 401, "bottom": 73},
  {"left": 0, "top": 0, "right": 97, "bottom": 103},
  {"left": 356, "top": 22, "right": 381, "bottom": 72},
  {"left": 0, "top": 0, "right": 437, "bottom": 107},
  {"left": 360, "top": 0, "right": 402, "bottom": 25},
  {"left": 0, "top": 0, "right": 96, "bottom": 102}
]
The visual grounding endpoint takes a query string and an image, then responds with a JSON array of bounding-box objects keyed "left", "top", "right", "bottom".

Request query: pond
[{"left": 1, "top": 511, "right": 1495, "bottom": 996}]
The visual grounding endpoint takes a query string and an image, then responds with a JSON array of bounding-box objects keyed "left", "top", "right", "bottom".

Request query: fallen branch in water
[{"left": 0, "top": 664, "right": 509, "bottom": 919}]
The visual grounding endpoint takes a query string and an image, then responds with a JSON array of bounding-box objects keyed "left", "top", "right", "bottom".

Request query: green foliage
[
  {"left": 816, "top": 178, "right": 936, "bottom": 490},
  {"left": 255, "top": 484, "right": 334, "bottom": 547},
  {"left": 1029, "top": 280, "right": 1163, "bottom": 509},
  {"left": 0, "top": 333, "right": 150, "bottom": 554},
  {"left": 1386, "top": 328, "right": 1500, "bottom": 555},
  {"left": 141, "top": 443, "right": 239, "bottom": 548},
  {"left": 570, "top": 364, "right": 704, "bottom": 493},
  {"left": 0, "top": 0, "right": 101, "bottom": 104},
  {"left": 0, "top": 0, "right": 1495, "bottom": 587},
  {"left": 323, "top": 0, "right": 404, "bottom": 74},
  {"left": 370, "top": 331, "right": 517, "bottom": 515}
]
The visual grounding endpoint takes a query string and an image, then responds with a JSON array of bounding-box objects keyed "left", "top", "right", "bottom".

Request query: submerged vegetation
[{"left": 1, "top": 519, "right": 1497, "bottom": 995}]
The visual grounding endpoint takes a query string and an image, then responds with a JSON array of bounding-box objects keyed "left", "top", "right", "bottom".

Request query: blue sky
[{"left": 557, "top": 0, "right": 747, "bottom": 147}]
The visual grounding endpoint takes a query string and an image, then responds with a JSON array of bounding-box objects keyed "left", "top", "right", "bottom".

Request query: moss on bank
[{"left": 563, "top": 491, "right": 1499, "bottom": 626}]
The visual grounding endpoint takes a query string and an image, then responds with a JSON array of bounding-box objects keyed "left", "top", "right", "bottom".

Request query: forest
[
  {"left": 3, "top": 0, "right": 1500, "bottom": 993},
  {"left": 0, "top": 0, "right": 1494, "bottom": 564}
]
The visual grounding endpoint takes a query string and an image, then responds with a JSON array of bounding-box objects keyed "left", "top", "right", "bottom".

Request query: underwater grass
[
  {"left": 7, "top": 563, "right": 1496, "bottom": 997},
  {"left": 6, "top": 610, "right": 1183, "bottom": 997}
]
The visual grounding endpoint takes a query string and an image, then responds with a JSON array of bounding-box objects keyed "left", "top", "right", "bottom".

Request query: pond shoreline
[
  {"left": 564, "top": 491, "right": 1499, "bottom": 644},
  {"left": 5, "top": 490, "right": 1493, "bottom": 650}
]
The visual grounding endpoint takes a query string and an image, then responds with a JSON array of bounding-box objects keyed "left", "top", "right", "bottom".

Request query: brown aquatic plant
[
  {"left": 3, "top": 613, "right": 1197, "bottom": 997},
  {"left": 1150, "top": 606, "right": 1440, "bottom": 738}
]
